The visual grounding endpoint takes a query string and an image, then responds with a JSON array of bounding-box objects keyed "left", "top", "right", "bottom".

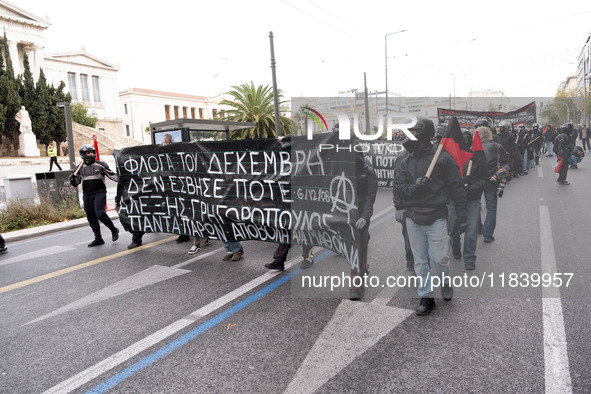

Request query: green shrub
[{"left": 0, "top": 198, "right": 86, "bottom": 232}]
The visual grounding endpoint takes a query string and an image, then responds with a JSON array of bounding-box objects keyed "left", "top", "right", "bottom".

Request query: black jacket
[
  {"left": 494, "top": 131, "right": 516, "bottom": 154},
  {"left": 70, "top": 160, "right": 118, "bottom": 195},
  {"left": 394, "top": 143, "right": 466, "bottom": 224}
]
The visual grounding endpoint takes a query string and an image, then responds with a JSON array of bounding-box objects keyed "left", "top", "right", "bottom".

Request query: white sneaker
[{"left": 188, "top": 245, "right": 201, "bottom": 255}]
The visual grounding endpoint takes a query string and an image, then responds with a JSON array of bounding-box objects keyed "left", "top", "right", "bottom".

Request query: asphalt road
[{"left": 0, "top": 154, "right": 590, "bottom": 393}]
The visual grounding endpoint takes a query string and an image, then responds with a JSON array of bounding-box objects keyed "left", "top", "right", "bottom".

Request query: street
[{"left": 0, "top": 154, "right": 590, "bottom": 393}]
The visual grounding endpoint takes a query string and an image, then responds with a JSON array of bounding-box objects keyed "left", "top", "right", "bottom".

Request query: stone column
[{"left": 7, "top": 40, "right": 21, "bottom": 76}]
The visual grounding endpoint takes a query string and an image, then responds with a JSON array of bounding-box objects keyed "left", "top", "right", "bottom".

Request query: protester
[
  {"left": 480, "top": 127, "right": 511, "bottom": 243},
  {"left": 0, "top": 234, "right": 7, "bottom": 254},
  {"left": 448, "top": 129, "right": 489, "bottom": 270},
  {"left": 394, "top": 117, "right": 467, "bottom": 316},
  {"left": 544, "top": 125, "right": 556, "bottom": 157},
  {"left": 531, "top": 123, "right": 543, "bottom": 165},
  {"left": 48, "top": 142, "right": 62, "bottom": 171},
  {"left": 69, "top": 144, "right": 120, "bottom": 247},
  {"left": 579, "top": 124, "right": 589, "bottom": 152},
  {"left": 554, "top": 123, "right": 576, "bottom": 185},
  {"left": 494, "top": 121, "right": 520, "bottom": 177},
  {"left": 569, "top": 146, "right": 585, "bottom": 169},
  {"left": 266, "top": 243, "right": 314, "bottom": 271}
]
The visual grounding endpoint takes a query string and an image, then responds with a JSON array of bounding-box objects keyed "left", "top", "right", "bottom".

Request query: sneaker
[
  {"left": 453, "top": 250, "right": 462, "bottom": 260},
  {"left": 188, "top": 245, "right": 201, "bottom": 255},
  {"left": 222, "top": 252, "right": 234, "bottom": 261},
  {"left": 349, "top": 288, "right": 364, "bottom": 301},
  {"left": 231, "top": 251, "right": 244, "bottom": 261},
  {"left": 570, "top": 165, "right": 578, "bottom": 169},
  {"left": 406, "top": 260, "right": 415, "bottom": 271},
  {"left": 88, "top": 239, "right": 105, "bottom": 247},
  {"left": 0, "top": 247, "right": 7, "bottom": 254},
  {"left": 301, "top": 256, "right": 314, "bottom": 269},
  {"left": 264, "top": 260, "right": 285, "bottom": 271},
  {"left": 523, "top": 172, "right": 528, "bottom": 175},
  {"left": 111, "top": 228, "right": 119, "bottom": 242},
  {"left": 465, "top": 261, "right": 476, "bottom": 270},
  {"left": 203, "top": 238, "right": 210, "bottom": 246},
  {"left": 415, "top": 298, "right": 436, "bottom": 316},
  {"left": 483, "top": 236, "right": 495, "bottom": 243},
  {"left": 559, "top": 181, "right": 571, "bottom": 185},
  {"left": 128, "top": 242, "right": 142, "bottom": 249},
  {"left": 442, "top": 283, "right": 453, "bottom": 301}
]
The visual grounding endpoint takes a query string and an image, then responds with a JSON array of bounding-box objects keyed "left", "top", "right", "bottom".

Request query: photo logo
[{"left": 303, "top": 107, "right": 329, "bottom": 132}]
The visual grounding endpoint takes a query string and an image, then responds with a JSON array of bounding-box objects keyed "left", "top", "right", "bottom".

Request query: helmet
[
  {"left": 532, "top": 123, "right": 539, "bottom": 130},
  {"left": 461, "top": 128, "right": 473, "bottom": 147},
  {"left": 518, "top": 124, "right": 525, "bottom": 130},
  {"left": 435, "top": 123, "right": 447, "bottom": 139},
  {"left": 409, "top": 116, "right": 435, "bottom": 142},
  {"left": 498, "top": 120, "right": 511, "bottom": 133},
  {"left": 561, "top": 122, "right": 574, "bottom": 135},
  {"left": 332, "top": 122, "right": 339, "bottom": 132},
  {"left": 474, "top": 117, "right": 490, "bottom": 128},
  {"left": 79, "top": 144, "right": 96, "bottom": 164}
]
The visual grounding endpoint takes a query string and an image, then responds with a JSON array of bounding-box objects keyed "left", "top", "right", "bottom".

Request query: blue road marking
[{"left": 86, "top": 210, "right": 395, "bottom": 393}]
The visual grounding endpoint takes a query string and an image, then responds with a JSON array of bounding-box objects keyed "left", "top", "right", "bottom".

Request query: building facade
[{"left": 118, "top": 88, "right": 231, "bottom": 143}]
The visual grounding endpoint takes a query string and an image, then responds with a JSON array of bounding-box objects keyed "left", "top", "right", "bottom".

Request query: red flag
[
  {"left": 440, "top": 117, "right": 473, "bottom": 176},
  {"left": 470, "top": 130, "right": 486, "bottom": 171}
]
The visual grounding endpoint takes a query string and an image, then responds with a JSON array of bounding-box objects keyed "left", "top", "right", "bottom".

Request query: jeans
[
  {"left": 569, "top": 155, "right": 581, "bottom": 166},
  {"left": 222, "top": 241, "right": 243, "bottom": 253},
  {"left": 482, "top": 188, "right": 497, "bottom": 239},
  {"left": 545, "top": 141, "right": 553, "bottom": 156},
  {"left": 401, "top": 216, "right": 414, "bottom": 264},
  {"left": 405, "top": 218, "right": 450, "bottom": 298},
  {"left": 448, "top": 200, "right": 481, "bottom": 263}
]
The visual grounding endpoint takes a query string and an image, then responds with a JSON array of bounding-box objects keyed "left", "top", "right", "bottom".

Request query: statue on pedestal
[
  {"left": 15, "top": 105, "right": 40, "bottom": 157},
  {"left": 15, "top": 106, "right": 33, "bottom": 134}
]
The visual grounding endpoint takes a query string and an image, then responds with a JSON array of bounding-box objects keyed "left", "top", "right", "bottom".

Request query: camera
[{"left": 490, "top": 166, "right": 511, "bottom": 198}]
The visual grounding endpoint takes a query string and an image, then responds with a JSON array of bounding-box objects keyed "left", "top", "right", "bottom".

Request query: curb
[{"left": 3, "top": 210, "right": 119, "bottom": 243}]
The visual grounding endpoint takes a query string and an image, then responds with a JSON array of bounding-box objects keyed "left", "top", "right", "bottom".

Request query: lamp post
[
  {"left": 547, "top": 101, "right": 571, "bottom": 123},
  {"left": 56, "top": 101, "right": 76, "bottom": 170},
  {"left": 385, "top": 29, "right": 407, "bottom": 119}
]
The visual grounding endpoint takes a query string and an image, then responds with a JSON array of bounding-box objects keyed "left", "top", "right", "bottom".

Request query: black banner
[
  {"left": 437, "top": 101, "right": 537, "bottom": 128},
  {"left": 359, "top": 141, "right": 405, "bottom": 187},
  {"left": 114, "top": 133, "right": 364, "bottom": 270}
]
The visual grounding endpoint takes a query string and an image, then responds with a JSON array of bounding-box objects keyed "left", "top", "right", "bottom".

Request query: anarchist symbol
[{"left": 329, "top": 172, "right": 357, "bottom": 239}]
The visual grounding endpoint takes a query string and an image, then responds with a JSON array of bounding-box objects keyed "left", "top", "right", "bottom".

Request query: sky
[{"left": 15, "top": 0, "right": 591, "bottom": 100}]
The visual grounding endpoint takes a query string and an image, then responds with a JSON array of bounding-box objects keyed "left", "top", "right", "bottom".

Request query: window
[
  {"left": 92, "top": 76, "right": 101, "bottom": 102},
  {"left": 165, "top": 105, "right": 171, "bottom": 121},
  {"left": 80, "top": 74, "right": 90, "bottom": 101},
  {"left": 67, "top": 72, "right": 78, "bottom": 100},
  {"left": 125, "top": 125, "right": 130, "bottom": 136},
  {"left": 174, "top": 106, "right": 179, "bottom": 119},
  {"left": 124, "top": 104, "right": 128, "bottom": 115},
  {"left": 191, "top": 107, "right": 196, "bottom": 118},
  {"left": 212, "top": 109, "right": 218, "bottom": 118},
  {"left": 199, "top": 108, "right": 204, "bottom": 119},
  {"left": 183, "top": 107, "right": 188, "bottom": 118}
]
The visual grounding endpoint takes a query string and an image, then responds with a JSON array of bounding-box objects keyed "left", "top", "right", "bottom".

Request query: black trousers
[
  {"left": 83, "top": 192, "right": 116, "bottom": 240},
  {"left": 49, "top": 156, "right": 62, "bottom": 171},
  {"left": 273, "top": 243, "right": 313, "bottom": 263},
  {"left": 557, "top": 157, "right": 569, "bottom": 182}
]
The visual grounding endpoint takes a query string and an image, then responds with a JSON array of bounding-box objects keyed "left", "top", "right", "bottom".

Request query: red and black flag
[
  {"left": 441, "top": 116, "right": 473, "bottom": 176},
  {"left": 470, "top": 129, "right": 487, "bottom": 172}
]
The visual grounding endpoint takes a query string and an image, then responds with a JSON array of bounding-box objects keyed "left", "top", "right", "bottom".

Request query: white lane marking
[
  {"left": 25, "top": 265, "right": 191, "bottom": 325},
  {"left": 0, "top": 245, "right": 76, "bottom": 267},
  {"left": 539, "top": 205, "right": 572, "bottom": 394}
]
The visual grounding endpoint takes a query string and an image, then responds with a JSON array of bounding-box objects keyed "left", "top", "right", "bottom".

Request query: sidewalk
[{"left": 0, "top": 155, "right": 118, "bottom": 209}]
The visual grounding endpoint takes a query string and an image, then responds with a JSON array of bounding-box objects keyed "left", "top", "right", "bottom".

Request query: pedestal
[{"left": 17, "top": 133, "right": 41, "bottom": 157}]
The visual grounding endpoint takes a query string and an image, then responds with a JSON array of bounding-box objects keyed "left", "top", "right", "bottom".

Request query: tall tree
[
  {"left": 33, "top": 69, "right": 52, "bottom": 146},
  {"left": 0, "top": 32, "right": 22, "bottom": 147},
  {"left": 217, "top": 81, "right": 292, "bottom": 139},
  {"left": 48, "top": 81, "right": 70, "bottom": 153}
]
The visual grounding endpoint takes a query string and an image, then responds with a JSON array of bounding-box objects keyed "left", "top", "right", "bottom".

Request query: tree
[
  {"left": 47, "top": 81, "right": 70, "bottom": 153},
  {"left": 70, "top": 102, "right": 98, "bottom": 128},
  {"left": 0, "top": 32, "right": 22, "bottom": 147},
  {"left": 217, "top": 82, "right": 292, "bottom": 139},
  {"left": 32, "top": 69, "right": 53, "bottom": 146}
]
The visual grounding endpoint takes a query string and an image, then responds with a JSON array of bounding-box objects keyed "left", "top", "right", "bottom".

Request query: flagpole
[{"left": 425, "top": 143, "right": 444, "bottom": 178}]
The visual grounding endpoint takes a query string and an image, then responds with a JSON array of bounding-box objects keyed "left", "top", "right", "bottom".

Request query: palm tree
[{"left": 217, "top": 81, "right": 292, "bottom": 139}]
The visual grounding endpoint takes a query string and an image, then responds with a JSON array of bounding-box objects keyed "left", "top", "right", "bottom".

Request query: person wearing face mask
[{"left": 394, "top": 117, "right": 467, "bottom": 316}]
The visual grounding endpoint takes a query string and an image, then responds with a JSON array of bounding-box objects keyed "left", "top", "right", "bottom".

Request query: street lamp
[
  {"left": 56, "top": 101, "right": 76, "bottom": 170},
  {"left": 545, "top": 101, "right": 571, "bottom": 123},
  {"left": 385, "top": 29, "right": 407, "bottom": 119}
]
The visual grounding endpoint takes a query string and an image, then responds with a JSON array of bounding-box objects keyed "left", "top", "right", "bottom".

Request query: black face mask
[{"left": 402, "top": 138, "right": 420, "bottom": 153}]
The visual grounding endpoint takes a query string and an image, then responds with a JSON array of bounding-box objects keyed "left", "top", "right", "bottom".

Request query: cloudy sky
[{"left": 16, "top": 0, "right": 591, "bottom": 99}]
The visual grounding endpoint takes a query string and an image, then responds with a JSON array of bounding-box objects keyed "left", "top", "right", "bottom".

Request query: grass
[{"left": 0, "top": 197, "right": 86, "bottom": 233}]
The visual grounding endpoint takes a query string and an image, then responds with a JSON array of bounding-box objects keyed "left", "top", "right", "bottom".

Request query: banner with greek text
[
  {"left": 437, "top": 101, "right": 537, "bottom": 128},
  {"left": 114, "top": 133, "right": 363, "bottom": 270}
]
